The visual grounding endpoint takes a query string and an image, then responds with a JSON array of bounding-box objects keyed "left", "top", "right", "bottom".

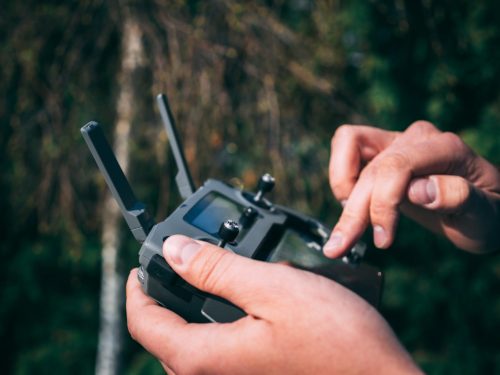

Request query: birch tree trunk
[{"left": 95, "top": 17, "right": 144, "bottom": 375}]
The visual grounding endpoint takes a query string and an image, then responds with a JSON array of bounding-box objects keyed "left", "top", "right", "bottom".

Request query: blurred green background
[{"left": 1, "top": 1, "right": 499, "bottom": 374}]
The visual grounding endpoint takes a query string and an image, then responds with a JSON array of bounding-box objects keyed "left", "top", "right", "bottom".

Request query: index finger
[
  {"left": 126, "top": 269, "right": 261, "bottom": 373},
  {"left": 126, "top": 268, "right": 190, "bottom": 362},
  {"left": 329, "top": 125, "right": 397, "bottom": 202}
]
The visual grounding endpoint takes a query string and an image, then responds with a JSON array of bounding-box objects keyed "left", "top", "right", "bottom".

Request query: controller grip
[{"left": 138, "top": 255, "right": 245, "bottom": 323}]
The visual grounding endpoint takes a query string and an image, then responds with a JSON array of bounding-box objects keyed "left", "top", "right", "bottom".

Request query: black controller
[{"left": 81, "top": 93, "right": 383, "bottom": 323}]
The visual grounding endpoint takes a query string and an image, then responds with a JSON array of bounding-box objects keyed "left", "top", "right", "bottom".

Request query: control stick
[
  {"left": 217, "top": 220, "right": 240, "bottom": 248},
  {"left": 254, "top": 173, "right": 275, "bottom": 203}
]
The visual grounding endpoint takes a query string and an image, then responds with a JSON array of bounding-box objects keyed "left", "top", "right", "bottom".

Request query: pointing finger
[{"left": 324, "top": 166, "right": 374, "bottom": 257}]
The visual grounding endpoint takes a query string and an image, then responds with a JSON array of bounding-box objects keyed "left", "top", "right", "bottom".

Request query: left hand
[{"left": 126, "top": 235, "right": 421, "bottom": 375}]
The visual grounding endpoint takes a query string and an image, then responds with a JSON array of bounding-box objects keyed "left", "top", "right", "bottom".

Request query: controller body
[
  {"left": 81, "top": 93, "right": 383, "bottom": 324},
  {"left": 137, "top": 179, "right": 382, "bottom": 323}
]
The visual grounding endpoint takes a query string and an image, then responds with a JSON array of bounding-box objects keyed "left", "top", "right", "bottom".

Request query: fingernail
[
  {"left": 373, "top": 225, "right": 387, "bottom": 248},
  {"left": 323, "top": 231, "right": 344, "bottom": 256},
  {"left": 164, "top": 235, "right": 202, "bottom": 265},
  {"left": 409, "top": 178, "right": 437, "bottom": 205},
  {"left": 426, "top": 178, "right": 437, "bottom": 203}
]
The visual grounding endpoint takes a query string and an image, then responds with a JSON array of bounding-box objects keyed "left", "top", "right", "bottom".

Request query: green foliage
[{"left": 1, "top": 0, "right": 499, "bottom": 374}]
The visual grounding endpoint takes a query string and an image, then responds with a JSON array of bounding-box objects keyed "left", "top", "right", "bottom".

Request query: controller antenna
[
  {"left": 81, "top": 122, "right": 155, "bottom": 243},
  {"left": 156, "top": 93, "right": 195, "bottom": 199}
]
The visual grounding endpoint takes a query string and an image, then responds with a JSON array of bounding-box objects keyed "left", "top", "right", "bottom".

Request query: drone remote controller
[{"left": 81, "top": 93, "right": 383, "bottom": 323}]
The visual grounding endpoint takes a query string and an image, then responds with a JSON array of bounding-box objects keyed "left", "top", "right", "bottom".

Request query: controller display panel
[
  {"left": 269, "top": 228, "right": 323, "bottom": 265},
  {"left": 185, "top": 193, "right": 244, "bottom": 236}
]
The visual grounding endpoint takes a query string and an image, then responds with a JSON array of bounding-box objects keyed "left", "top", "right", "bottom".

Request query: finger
[
  {"left": 404, "top": 177, "right": 500, "bottom": 253},
  {"left": 126, "top": 269, "right": 261, "bottom": 374},
  {"left": 326, "top": 133, "right": 471, "bottom": 255},
  {"left": 367, "top": 139, "right": 465, "bottom": 249},
  {"left": 408, "top": 173, "right": 496, "bottom": 223},
  {"left": 329, "top": 125, "right": 397, "bottom": 202},
  {"left": 407, "top": 175, "right": 473, "bottom": 212},
  {"left": 324, "top": 167, "right": 374, "bottom": 257},
  {"left": 369, "top": 153, "right": 412, "bottom": 248},
  {"left": 126, "top": 269, "right": 249, "bottom": 371},
  {"left": 366, "top": 132, "right": 477, "bottom": 249},
  {"left": 163, "top": 235, "right": 295, "bottom": 314},
  {"left": 126, "top": 269, "right": 191, "bottom": 362},
  {"left": 370, "top": 133, "right": 475, "bottom": 243}
]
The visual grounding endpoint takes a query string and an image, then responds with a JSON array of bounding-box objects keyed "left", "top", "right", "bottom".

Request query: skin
[
  {"left": 324, "top": 121, "right": 500, "bottom": 257},
  {"left": 126, "top": 121, "right": 499, "bottom": 374},
  {"left": 127, "top": 235, "right": 422, "bottom": 375}
]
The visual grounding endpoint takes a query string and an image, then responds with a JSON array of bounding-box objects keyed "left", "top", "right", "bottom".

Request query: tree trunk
[{"left": 95, "top": 17, "right": 144, "bottom": 375}]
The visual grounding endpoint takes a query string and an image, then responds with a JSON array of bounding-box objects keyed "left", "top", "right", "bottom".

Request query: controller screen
[
  {"left": 269, "top": 229, "right": 328, "bottom": 267},
  {"left": 185, "top": 193, "right": 243, "bottom": 235}
]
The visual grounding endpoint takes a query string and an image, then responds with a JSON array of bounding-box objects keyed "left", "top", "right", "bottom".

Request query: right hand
[
  {"left": 324, "top": 121, "right": 500, "bottom": 257},
  {"left": 127, "top": 235, "right": 421, "bottom": 374}
]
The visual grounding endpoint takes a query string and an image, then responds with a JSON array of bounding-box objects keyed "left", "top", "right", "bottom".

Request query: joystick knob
[
  {"left": 217, "top": 220, "right": 240, "bottom": 248},
  {"left": 240, "top": 206, "right": 258, "bottom": 228},
  {"left": 254, "top": 173, "right": 275, "bottom": 203}
]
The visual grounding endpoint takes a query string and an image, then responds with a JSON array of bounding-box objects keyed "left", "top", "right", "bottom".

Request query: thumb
[
  {"left": 162, "top": 235, "right": 290, "bottom": 313},
  {"left": 407, "top": 175, "right": 474, "bottom": 213}
]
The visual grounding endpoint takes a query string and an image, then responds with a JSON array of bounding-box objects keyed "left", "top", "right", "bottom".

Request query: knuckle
[
  {"left": 408, "top": 120, "right": 437, "bottom": 133},
  {"left": 378, "top": 152, "right": 410, "bottom": 175},
  {"left": 440, "top": 131, "right": 461, "bottom": 145},
  {"left": 440, "top": 132, "right": 468, "bottom": 153},
  {"left": 370, "top": 199, "right": 394, "bottom": 220},
  {"left": 195, "top": 248, "right": 234, "bottom": 293},
  {"left": 332, "top": 124, "right": 354, "bottom": 145},
  {"left": 339, "top": 206, "right": 368, "bottom": 229},
  {"left": 358, "top": 163, "right": 376, "bottom": 180}
]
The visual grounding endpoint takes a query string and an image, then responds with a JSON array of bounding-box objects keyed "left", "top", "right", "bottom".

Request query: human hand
[
  {"left": 127, "top": 235, "right": 421, "bottom": 375},
  {"left": 324, "top": 121, "right": 500, "bottom": 257}
]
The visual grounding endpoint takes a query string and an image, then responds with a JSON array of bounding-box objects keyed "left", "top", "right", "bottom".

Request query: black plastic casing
[{"left": 137, "top": 179, "right": 383, "bottom": 323}]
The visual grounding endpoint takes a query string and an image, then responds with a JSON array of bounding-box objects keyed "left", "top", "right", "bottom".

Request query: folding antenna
[
  {"left": 81, "top": 121, "right": 155, "bottom": 243},
  {"left": 156, "top": 93, "right": 195, "bottom": 199}
]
